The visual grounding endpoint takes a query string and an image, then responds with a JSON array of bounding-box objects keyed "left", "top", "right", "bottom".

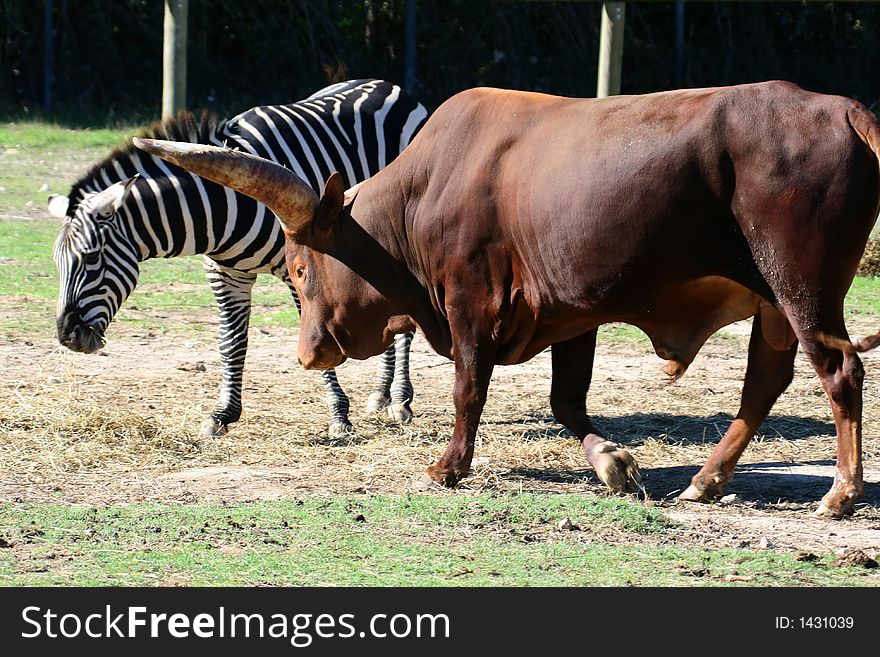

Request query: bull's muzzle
[{"left": 297, "top": 343, "right": 346, "bottom": 370}]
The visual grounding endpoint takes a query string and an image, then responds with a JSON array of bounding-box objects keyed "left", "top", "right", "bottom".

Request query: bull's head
[{"left": 132, "top": 138, "right": 409, "bottom": 370}]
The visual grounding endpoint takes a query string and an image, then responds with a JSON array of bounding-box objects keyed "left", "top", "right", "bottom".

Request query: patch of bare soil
[{"left": 2, "top": 318, "right": 879, "bottom": 555}]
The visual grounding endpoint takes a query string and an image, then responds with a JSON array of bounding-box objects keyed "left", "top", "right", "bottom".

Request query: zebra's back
[{"left": 223, "top": 79, "right": 427, "bottom": 192}]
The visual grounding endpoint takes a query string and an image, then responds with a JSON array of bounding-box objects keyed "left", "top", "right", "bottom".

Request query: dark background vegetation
[{"left": 1, "top": 0, "right": 879, "bottom": 123}]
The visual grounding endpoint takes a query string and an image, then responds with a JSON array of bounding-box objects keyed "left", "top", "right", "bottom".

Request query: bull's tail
[
  {"left": 848, "top": 102, "right": 880, "bottom": 162},
  {"left": 819, "top": 331, "right": 880, "bottom": 354}
]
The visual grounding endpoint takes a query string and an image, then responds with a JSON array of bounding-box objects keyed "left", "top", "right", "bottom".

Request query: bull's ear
[{"left": 314, "top": 172, "right": 346, "bottom": 234}]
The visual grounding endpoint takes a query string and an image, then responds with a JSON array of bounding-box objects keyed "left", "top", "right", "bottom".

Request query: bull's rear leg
[
  {"left": 550, "top": 329, "right": 642, "bottom": 494},
  {"left": 680, "top": 312, "right": 798, "bottom": 502},
  {"left": 801, "top": 335, "right": 865, "bottom": 518}
]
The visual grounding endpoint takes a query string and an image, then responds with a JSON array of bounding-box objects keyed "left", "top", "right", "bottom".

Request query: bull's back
[
  {"left": 407, "top": 83, "right": 875, "bottom": 305},
  {"left": 402, "top": 86, "right": 734, "bottom": 305}
]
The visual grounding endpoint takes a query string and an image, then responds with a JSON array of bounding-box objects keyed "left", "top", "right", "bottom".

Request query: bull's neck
[
  {"left": 341, "top": 178, "right": 414, "bottom": 294},
  {"left": 341, "top": 171, "right": 451, "bottom": 351}
]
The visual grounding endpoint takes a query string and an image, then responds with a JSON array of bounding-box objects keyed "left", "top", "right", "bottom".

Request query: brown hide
[{"left": 137, "top": 81, "right": 880, "bottom": 517}]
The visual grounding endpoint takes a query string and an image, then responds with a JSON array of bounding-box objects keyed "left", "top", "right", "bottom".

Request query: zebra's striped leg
[
  {"left": 322, "top": 369, "right": 353, "bottom": 436},
  {"left": 366, "top": 343, "right": 396, "bottom": 413},
  {"left": 388, "top": 331, "right": 415, "bottom": 423},
  {"left": 202, "top": 259, "right": 257, "bottom": 437},
  {"left": 367, "top": 332, "right": 414, "bottom": 424}
]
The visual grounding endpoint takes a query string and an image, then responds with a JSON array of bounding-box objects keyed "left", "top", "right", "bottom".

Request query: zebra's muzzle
[{"left": 57, "top": 315, "right": 106, "bottom": 354}]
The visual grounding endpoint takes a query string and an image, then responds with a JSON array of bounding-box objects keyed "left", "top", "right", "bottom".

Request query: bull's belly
[{"left": 500, "top": 276, "right": 790, "bottom": 368}]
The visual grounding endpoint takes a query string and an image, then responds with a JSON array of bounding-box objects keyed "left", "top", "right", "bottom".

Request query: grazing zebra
[{"left": 50, "top": 79, "right": 427, "bottom": 436}]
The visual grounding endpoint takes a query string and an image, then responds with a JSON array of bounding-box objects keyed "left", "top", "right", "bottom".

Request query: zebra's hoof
[
  {"left": 387, "top": 402, "right": 413, "bottom": 424},
  {"left": 328, "top": 420, "right": 354, "bottom": 438},
  {"left": 200, "top": 417, "right": 229, "bottom": 437},
  {"left": 366, "top": 391, "right": 391, "bottom": 412}
]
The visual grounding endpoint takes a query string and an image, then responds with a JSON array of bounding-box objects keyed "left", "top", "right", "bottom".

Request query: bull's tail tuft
[{"left": 818, "top": 331, "right": 880, "bottom": 354}]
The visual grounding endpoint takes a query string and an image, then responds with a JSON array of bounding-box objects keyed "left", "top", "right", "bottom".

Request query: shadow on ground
[
  {"left": 509, "top": 459, "right": 880, "bottom": 508},
  {"left": 505, "top": 412, "right": 835, "bottom": 445},
  {"left": 596, "top": 413, "right": 835, "bottom": 446}
]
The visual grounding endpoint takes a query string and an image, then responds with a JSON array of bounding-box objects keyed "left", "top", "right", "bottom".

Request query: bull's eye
[
  {"left": 83, "top": 251, "right": 100, "bottom": 266},
  {"left": 295, "top": 265, "right": 306, "bottom": 279}
]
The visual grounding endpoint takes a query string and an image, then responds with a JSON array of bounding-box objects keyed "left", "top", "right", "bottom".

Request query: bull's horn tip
[{"left": 132, "top": 137, "right": 163, "bottom": 151}]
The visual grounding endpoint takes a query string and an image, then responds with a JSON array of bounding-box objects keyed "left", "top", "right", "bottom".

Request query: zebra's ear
[
  {"left": 47, "top": 194, "right": 70, "bottom": 219},
  {"left": 92, "top": 175, "right": 139, "bottom": 219}
]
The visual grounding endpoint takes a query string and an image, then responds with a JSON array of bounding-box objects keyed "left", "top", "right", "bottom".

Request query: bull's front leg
[
  {"left": 424, "top": 337, "right": 496, "bottom": 487},
  {"left": 551, "top": 330, "right": 642, "bottom": 494}
]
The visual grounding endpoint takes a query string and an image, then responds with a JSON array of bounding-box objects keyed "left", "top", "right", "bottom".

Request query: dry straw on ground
[{"left": 1, "top": 331, "right": 876, "bottom": 509}]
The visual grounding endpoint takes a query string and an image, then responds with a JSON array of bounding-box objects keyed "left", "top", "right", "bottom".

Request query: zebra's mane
[{"left": 65, "top": 110, "right": 225, "bottom": 209}]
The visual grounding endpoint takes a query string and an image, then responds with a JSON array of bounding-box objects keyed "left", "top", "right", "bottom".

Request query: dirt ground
[{"left": 2, "top": 310, "right": 879, "bottom": 557}]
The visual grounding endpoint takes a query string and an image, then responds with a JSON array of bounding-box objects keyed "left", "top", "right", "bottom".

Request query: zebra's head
[{"left": 50, "top": 176, "right": 140, "bottom": 354}]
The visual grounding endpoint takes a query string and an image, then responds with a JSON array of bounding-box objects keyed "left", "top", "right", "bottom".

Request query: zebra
[{"left": 50, "top": 79, "right": 427, "bottom": 437}]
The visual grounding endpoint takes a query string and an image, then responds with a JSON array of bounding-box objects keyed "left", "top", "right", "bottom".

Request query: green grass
[
  {"left": 1, "top": 494, "right": 872, "bottom": 587},
  {"left": 0, "top": 121, "right": 133, "bottom": 149},
  {"left": 845, "top": 275, "right": 880, "bottom": 318},
  {"left": 0, "top": 121, "right": 135, "bottom": 211}
]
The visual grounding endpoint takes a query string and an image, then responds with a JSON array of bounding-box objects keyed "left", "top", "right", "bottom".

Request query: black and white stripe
[{"left": 51, "top": 79, "right": 426, "bottom": 436}]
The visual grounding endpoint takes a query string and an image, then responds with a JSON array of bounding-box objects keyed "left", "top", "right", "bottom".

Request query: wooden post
[
  {"left": 404, "top": 0, "right": 417, "bottom": 95},
  {"left": 162, "top": 0, "right": 188, "bottom": 119},
  {"left": 43, "top": 0, "right": 53, "bottom": 114},
  {"left": 596, "top": 2, "right": 625, "bottom": 98}
]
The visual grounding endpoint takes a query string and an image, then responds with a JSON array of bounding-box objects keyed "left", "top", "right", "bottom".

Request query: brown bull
[{"left": 135, "top": 80, "right": 880, "bottom": 518}]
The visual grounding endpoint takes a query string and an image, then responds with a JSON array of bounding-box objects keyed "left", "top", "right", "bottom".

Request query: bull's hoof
[
  {"left": 328, "top": 420, "right": 354, "bottom": 438},
  {"left": 585, "top": 441, "right": 643, "bottom": 495},
  {"left": 366, "top": 391, "right": 390, "bottom": 413},
  {"left": 200, "top": 417, "right": 229, "bottom": 437},
  {"left": 387, "top": 402, "right": 413, "bottom": 424},
  {"left": 412, "top": 472, "right": 445, "bottom": 491},
  {"left": 814, "top": 502, "right": 853, "bottom": 520},
  {"left": 815, "top": 486, "right": 861, "bottom": 519},
  {"left": 678, "top": 472, "right": 728, "bottom": 503},
  {"left": 425, "top": 462, "right": 468, "bottom": 488},
  {"left": 678, "top": 484, "right": 709, "bottom": 502}
]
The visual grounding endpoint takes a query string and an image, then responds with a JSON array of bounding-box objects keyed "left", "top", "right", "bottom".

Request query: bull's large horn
[{"left": 132, "top": 138, "right": 317, "bottom": 238}]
